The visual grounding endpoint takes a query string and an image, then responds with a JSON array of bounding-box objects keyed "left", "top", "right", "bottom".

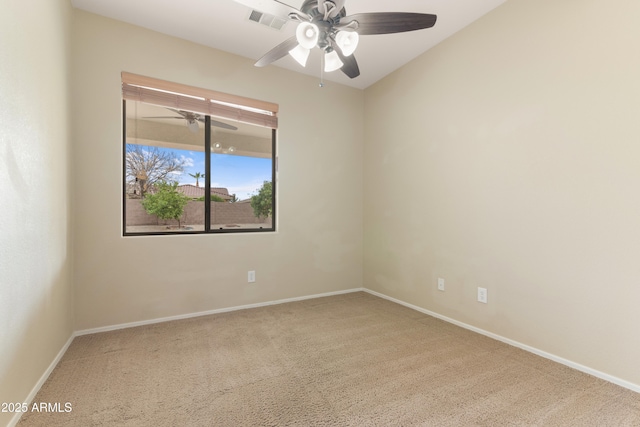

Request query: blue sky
[{"left": 165, "top": 147, "right": 272, "bottom": 200}]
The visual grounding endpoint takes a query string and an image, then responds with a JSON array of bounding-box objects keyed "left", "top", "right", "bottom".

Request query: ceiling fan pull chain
[{"left": 319, "top": 53, "right": 325, "bottom": 88}]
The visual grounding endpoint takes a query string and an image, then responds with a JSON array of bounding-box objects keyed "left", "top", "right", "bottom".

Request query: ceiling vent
[{"left": 248, "top": 10, "right": 287, "bottom": 30}]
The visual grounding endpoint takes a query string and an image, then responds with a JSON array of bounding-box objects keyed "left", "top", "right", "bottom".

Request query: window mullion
[{"left": 204, "top": 116, "right": 211, "bottom": 232}]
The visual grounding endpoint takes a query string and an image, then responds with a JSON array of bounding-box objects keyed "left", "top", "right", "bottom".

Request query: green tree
[
  {"left": 189, "top": 171, "right": 204, "bottom": 187},
  {"left": 251, "top": 181, "right": 273, "bottom": 219},
  {"left": 141, "top": 181, "right": 190, "bottom": 228},
  {"left": 195, "top": 194, "right": 225, "bottom": 202},
  {"left": 230, "top": 193, "right": 239, "bottom": 203}
]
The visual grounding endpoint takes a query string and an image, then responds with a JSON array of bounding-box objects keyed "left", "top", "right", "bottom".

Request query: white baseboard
[
  {"left": 75, "top": 288, "right": 365, "bottom": 336},
  {"left": 10, "top": 288, "right": 364, "bottom": 425},
  {"left": 8, "top": 334, "right": 75, "bottom": 427},
  {"left": 13, "top": 285, "right": 636, "bottom": 427},
  {"left": 363, "top": 288, "right": 640, "bottom": 394}
]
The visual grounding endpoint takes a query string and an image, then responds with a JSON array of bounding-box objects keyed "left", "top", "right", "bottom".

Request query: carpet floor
[{"left": 17, "top": 292, "right": 640, "bottom": 426}]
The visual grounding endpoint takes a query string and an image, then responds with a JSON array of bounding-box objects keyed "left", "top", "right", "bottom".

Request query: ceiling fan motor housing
[
  {"left": 301, "top": 0, "right": 346, "bottom": 25},
  {"left": 299, "top": 0, "right": 348, "bottom": 50}
]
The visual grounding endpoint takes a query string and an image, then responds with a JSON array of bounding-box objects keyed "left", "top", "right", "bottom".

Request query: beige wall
[
  {"left": 5, "top": 0, "right": 637, "bottom": 413},
  {"left": 364, "top": 0, "right": 640, "bottom": 386},
  {"left": 71, "top": 10, "right": 364, "bottom": 330},
  {"left": 0, "top": 0, "right": 73, "bottom": 423}
]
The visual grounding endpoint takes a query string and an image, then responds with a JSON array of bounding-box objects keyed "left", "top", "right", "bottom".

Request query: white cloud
[{"left": 180, "top": 155, "right": 195, "bottom": 168}]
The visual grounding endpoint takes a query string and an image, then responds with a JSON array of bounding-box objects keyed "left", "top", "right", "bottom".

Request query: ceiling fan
[
  {"left": 144, "top": 108, "right": 238, "bottom": 133},
  {"left": 234, "top": 0, "right": 437, "bottom": 79}
]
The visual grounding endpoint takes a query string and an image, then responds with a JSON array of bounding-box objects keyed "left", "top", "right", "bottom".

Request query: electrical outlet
[
  {"left": 477, "top": 287, "right": 488, "bottom": 303},
  {"left": 437, "top": 278, "right": 445, "bottom": 291},
  {"left": 248, "top": 270, "right": 256, "bottom": 283}
]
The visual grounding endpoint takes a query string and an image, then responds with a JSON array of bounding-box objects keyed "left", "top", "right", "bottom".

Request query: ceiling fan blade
[
  {"left": 342, "top": 12, "right": 437, "bottom": 35},
  {"left": 255, "top": 36, "right": 299, "bottom": 67},
  {"left": 167, "top": 108, "right": 189, "bottom": 117},
  {"left": 232, "top": 0, "right": 304, "bottom": 20},
  {"left": 194, "top": 116, "right": 238, "bottom": 131},
  {"left": 210, "top": 120, "right": 238, "bottom": 131},
  {"left": 339, "top": 53, "right": 360, "bottom": 79},
  {"left": 330, "top": 39, "right": 360, "bottom": 79},
  {"left": 142, "top": 116, "right": 184, "bottom": 119}
]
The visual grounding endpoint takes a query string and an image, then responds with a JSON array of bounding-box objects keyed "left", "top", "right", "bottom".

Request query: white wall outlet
[
  {"left": 248, "top": 270, "right": 256, "bottom": 283},
  {"left": 477, "top": 287, "right": 488, "bottom": 303},
  {"left": 437, "top": 278, "right": 445, "bottom": 291}
]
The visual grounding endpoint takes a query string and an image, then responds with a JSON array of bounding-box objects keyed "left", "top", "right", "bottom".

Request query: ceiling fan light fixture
[
  {"left": 296, "top": 22, "right": 319, "bottom": 49},
  {"left": 324, "top": 50, "right": 343, "bottom": 72},
  {"left": 335, "top": 30, "right": 359, "bottom": 56},
  {"left": 289, "top": 44, "right": 311, "bottom": 67},
  {"left": 248, "top": 0, "right": 437, "bottom": 81},
  {"left": 187, "top": 119, "right": 199, "bottom": 133}
]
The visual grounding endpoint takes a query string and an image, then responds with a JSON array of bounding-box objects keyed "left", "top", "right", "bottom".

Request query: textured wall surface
[
  {"left": 71, "top": 10, "right": 364, "bottom": 330},
  {"left": 364, "top": 0, "right": 640, "bottom": 387},
  {"left": 0, "top": 0, "right": 73, "bottom": 425}
]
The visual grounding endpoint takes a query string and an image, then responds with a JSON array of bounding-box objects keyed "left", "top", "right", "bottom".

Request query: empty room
[{"left": 1, "top": 0, "right": 639, "bottom": 425}]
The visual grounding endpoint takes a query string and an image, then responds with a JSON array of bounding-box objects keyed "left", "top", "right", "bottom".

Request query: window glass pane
[
  {"left": 124, "top": 100, "right": 204, "bottom": 234},
  {"left": 209, "top": 120, "right": 274, "bottom": 230}
]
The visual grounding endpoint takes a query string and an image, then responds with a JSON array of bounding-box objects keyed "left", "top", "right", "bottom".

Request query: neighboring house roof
[
  {"left": 125, "top": 182, "right": 232, "bottom": 200},
  {"left": 212, "top": 187, "right": 229, "bottom": 196},
  {"left": 177, "top": 184, "right": 232, "bottom": 200}
]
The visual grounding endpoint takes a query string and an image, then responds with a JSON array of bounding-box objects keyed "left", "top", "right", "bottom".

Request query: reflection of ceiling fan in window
[{"left": 144, "top": 108, "right": 238, "bottom": 133}]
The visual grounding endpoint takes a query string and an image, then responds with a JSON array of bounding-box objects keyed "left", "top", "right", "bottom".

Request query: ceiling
[
  {"left": 126, "top": 102, "right": 272, "bottom": 158},
  {"left": 71, "top": 0, "right": 506, "bottom": 89}
]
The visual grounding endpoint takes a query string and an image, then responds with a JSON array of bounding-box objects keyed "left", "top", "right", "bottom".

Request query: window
[{"left": 122, "top": 73, "right": 277, "bottom": 235}]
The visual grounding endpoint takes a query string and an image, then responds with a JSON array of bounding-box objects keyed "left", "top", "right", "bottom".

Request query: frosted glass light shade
[
  {"left": 335, "top": 30, "right": 359, "bottom": 56},
  {"left": 324, "top": 50, "right": 343, "bottom": 72},
  {"left": 296, "top": 22, "right": 319, "bottom": 49},
  {"left": 187, "top": 119, "right": 199, "bottom": 133},
  {"left": 289, "top": 44, "right": 311, "bottom": 67}
]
